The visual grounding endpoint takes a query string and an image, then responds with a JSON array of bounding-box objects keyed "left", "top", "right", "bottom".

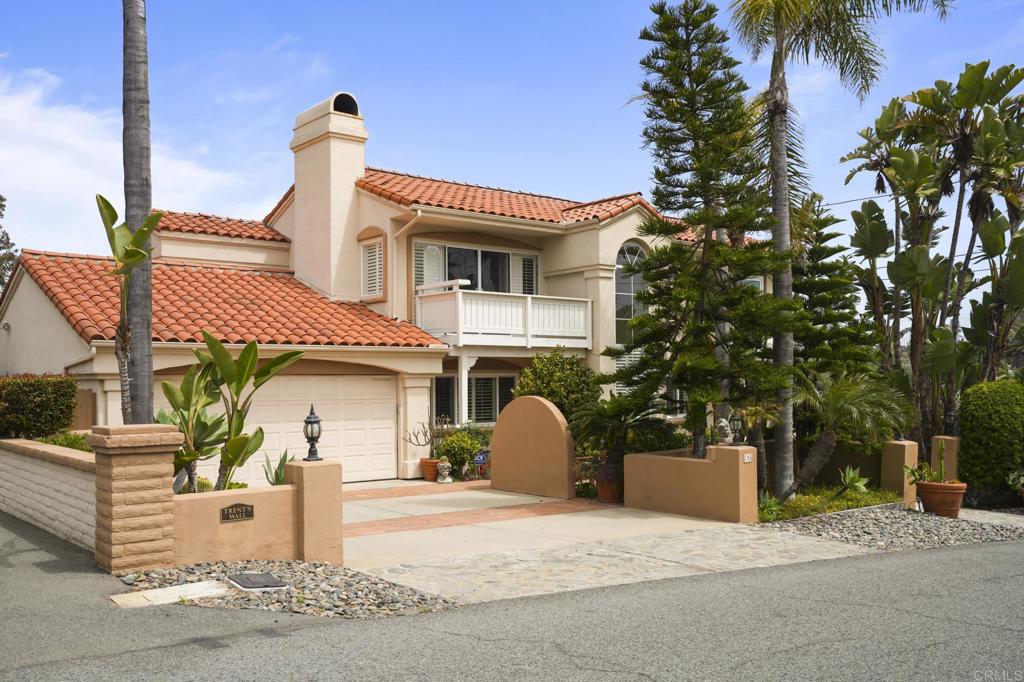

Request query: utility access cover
[{"left": 228, "top": 573, "right": 287, "bottom": 591}]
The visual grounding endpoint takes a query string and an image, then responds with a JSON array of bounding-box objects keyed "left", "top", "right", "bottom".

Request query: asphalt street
[{"left": 2, "top": 510, "right": 1022, "bottom": 681}]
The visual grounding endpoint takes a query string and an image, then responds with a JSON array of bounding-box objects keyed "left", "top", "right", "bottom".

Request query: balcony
[{"left": 415, "top": 280, "right": 592, "bottom": 349}]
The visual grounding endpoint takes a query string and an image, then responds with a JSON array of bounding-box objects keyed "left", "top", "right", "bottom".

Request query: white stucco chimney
[{"left": 289, "top": 92, "right": 367, "bottom": 299}]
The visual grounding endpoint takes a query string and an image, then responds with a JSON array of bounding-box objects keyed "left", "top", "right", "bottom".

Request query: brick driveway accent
[{"left": 344, "top": 498, "right": 604, "bottom": 537}]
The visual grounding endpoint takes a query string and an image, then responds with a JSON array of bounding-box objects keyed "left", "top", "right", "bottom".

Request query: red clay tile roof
[
  {"left": 156, "top": 211, "right": 289, "bottom": 243},
  {"left": 295, "top": 167, "right": 658, "bottom": 225},
  {"left": 17, "top": 251, "right": 439, "bottom": 348}
]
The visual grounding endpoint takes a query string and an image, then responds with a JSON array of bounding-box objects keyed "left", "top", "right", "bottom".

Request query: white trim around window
[{"left": 432, "top": 373, "right": 518, "bottom": 424}]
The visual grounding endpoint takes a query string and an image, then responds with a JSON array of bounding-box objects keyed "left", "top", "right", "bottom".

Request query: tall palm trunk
[
  {"left": 939, "top": 172, "right": 968, "bottom": 433},
  {"left": 750, "top": 421, "right": 767, "bottom": 492},
  {"left": 123, "top": 0, "right": 154, "bottom": 424},
  {"left": 890, "top": 193, "right": 903, "bottom": 373},
  {"left": 768, "top": 39, "right": 794, "bottom": 498}
]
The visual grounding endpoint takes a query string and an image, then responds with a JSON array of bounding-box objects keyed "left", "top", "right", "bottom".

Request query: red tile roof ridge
[
  {"left": 20, "top": 249, "right": 111, "bottom": 261},
  {"left": 21, "top": 250, "right": 293, "bottom": 274},
  {"left": 561, "top": 192, "right": 645, "bottom": 212},
  {"left": 364, "top": 166, "right": 582, "bottom": 204}
]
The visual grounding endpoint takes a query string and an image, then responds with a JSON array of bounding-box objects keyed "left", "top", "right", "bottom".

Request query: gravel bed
[
  {"left": 767, "top": 507, "right": 1024, "bottom": 551},
  {"left": 994, "top": 507, "right": 1024, "bottom": 516},
  {"left": 121, "top": 560, "right": 458, "bottom": 618}
]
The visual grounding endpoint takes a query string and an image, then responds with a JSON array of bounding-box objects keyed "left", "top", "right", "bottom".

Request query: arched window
[{"left": 615, "top": 242, "right": 646, "bottom": 345}]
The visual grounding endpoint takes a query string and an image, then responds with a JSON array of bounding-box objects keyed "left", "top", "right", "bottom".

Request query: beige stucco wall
[
  {"left": 624, "top": 446, "right": 758, "bottom": 523},
  {"left": 0, "top": 273, "right": 91, "bottom": 374},
  {"left": 152, "top": 232, "right": 290, "bottom": 268},
  {"left": 172, "top": 460, "right": 343, "bottom": 566},
  {"left": 173, "top": 486, "right": 298, "bottom": 565},
  {"left": 490, "top": 396, "right": 575, "bottom": 499},
  {"left": 0, "top": 439, "right": 96, "bottom": 550}
]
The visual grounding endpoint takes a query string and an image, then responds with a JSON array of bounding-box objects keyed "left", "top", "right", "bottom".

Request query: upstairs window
[
  {"left": 615, "top": 242, "right": 646, "bottom": 345},
  {"left": 361, "top": 238, "right": 384, "bottom": 298},
  {"left": 414, "top": 241, "right": 537, "bottom": 295}
]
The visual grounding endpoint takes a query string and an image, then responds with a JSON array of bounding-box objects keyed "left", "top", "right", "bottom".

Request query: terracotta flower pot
[
  {"left": 420, "top": 458, "right": 440, "bottom": 482},
  {"left": 916, "top": 480, "right": 967, "bottom": 518},
  {"left": 597, "top": 478, "right": 624, "bottom": 503}
]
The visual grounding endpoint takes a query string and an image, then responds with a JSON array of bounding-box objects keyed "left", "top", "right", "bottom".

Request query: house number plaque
[{"left": 220, "top": 503, "right": 254, "bottom": 523}]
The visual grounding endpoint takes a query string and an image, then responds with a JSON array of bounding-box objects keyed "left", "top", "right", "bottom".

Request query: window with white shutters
[
  {"left": 413, "top": 242, "right": 445, "bottom": 289},
  {"left": 511, "top": 254, "right": 537, "bottom": 295},
  {"left": 361, "top": 239, "right": 384, "bottom": 298}
]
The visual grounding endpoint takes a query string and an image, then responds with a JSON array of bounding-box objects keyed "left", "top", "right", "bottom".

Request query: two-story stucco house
[{"left": 0, "top": 92, "right": 700, "bottom": 485}]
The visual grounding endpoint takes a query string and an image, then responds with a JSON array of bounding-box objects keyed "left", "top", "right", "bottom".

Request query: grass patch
[
  {"left": 35, "top": 431, "right": 92, "bottom": 452},
  {"left": 760, "top": 486, "right": 900, "bottom": 522}
]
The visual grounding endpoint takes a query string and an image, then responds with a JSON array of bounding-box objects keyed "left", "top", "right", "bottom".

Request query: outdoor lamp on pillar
[
  {"left": 729, "top": 411, "right": 744, "bottom": 444},
  {"left": 303, "top": 404, "right": 322, "bottom": 462}
]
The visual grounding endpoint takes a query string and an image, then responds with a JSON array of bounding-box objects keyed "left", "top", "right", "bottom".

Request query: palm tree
[
  {"left": 123, "top": 0, "right": 155, "bottom": 424},
  {"left": 781, "top": 370, "right": 911, "bottom": 499},
  {"left": 728, "top": 0, "right": 950, "bottom": 498}
]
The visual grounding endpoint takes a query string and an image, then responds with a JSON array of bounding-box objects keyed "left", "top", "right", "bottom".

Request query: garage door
[{"left": 156, "top": 374, "right": 398, "bottom": 486}]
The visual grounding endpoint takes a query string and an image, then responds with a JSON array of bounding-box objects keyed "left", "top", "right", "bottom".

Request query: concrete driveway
[{"left": 342, "top": 480, "right": 867, "bottom": 603}]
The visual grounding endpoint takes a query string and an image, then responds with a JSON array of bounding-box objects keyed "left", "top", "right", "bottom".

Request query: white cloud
[{"left": 0, "top": 67, "right": 277, "bottom": 254}]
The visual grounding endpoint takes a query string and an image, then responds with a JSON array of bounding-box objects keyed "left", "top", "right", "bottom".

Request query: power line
[{"left": 820, "top": 193, "right": 896, "bottom": 207}]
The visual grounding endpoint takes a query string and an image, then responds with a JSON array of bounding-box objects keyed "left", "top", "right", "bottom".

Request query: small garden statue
[
  {"left": 436, "top": 456, "right": 453, "bottom": 484},
  {"left": 716, "top": 418, "right": 732, "bottom": 445}
]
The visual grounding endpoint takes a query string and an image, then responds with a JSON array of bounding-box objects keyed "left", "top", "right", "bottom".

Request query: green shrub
[
  {"left": 626, "top": 419, "right": 692, "bottom": 453},
  {"left": 959, "top": 379, "right": 1024, "bottom": 489},
  {"left": 36, "top": 431, "right": 91, "bottom": 452},
  {"left": 763, "top": 486, "right": 900, "bottom": 522},
  {"left": 512, "top": 347, "right": 601, "bottom": 420},
  {"left": 0, "top": 374, "right": 78, "bottom": 437},
  {"left": 436, "top": 430, "right": 484, "bottom": 476}
]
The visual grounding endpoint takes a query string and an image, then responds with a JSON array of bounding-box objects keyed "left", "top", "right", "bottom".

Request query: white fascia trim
[
  {"left": 411, "top": 206, "right": 569, "bottom": 235},
  {"left": 90, "top": 340, "right": 451, "bottom": 355}
]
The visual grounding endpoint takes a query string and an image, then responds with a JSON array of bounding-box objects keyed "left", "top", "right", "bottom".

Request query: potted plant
[
  {"left": 905, "top": 444, "right": 966, "bottom": 518},
  {"left": 404, "top": 422, "right": 443, "bottom": 481},
  {"left": 571, "top": 395, "right": 661, "bottom": 503}
]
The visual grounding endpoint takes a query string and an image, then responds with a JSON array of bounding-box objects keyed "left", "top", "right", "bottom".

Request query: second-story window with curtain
[{"left": 615, "top": 242, "right": 646, "bottom": 345}]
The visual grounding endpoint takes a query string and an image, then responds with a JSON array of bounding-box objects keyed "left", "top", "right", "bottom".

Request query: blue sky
[{"left": 1, "top": 0, "right": 1023, "bottom": 258}]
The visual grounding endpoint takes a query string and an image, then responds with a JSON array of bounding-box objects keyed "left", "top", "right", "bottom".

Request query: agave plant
[{"left": 262, "top": 450, "right": 295, "bottom": 486}]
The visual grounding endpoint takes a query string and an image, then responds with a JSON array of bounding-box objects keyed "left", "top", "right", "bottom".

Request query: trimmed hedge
[
  {"left": 0, "top": 374, "right": 78, "bottom": 438},
  {"left": 959, "top": 379, "right": 1024, "bottom": 489}
]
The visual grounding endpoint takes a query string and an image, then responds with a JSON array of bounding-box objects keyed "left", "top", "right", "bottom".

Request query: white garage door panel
[{"left": 154, "top": 373, "right": 398, "bottom": 486}]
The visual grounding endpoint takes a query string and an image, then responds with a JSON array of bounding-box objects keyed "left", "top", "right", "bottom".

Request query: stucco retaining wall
[
  {"left": 624, "top": 446, "right": 758, "bottom": 523},
  {"left": 0, "top": 439, "right": 96, "bottom": 550}
]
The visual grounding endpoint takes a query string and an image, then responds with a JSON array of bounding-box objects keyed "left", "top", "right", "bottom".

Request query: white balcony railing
[{"left": 415, "top": 279, "right": 592, "bottom": 349}]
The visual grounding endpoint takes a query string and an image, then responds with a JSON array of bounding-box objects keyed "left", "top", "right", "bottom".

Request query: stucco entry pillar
[
  {"left": 88, "top": 424, "right": 183, "bottom": 575},
  {"left": 398, "top": 374, "right": 433, "bottom": 479},
  {"left": 881, "top": 440, "right": 918, "bottom": 509},
  {"left": 490, "top": 396, "right": 575, "bottom": 499},
  {"left": 583, "top": 266, "right": 615, "bottom": 374},
  {"left": 284, "top": 459, "right": 343, "bottom": 564}
]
